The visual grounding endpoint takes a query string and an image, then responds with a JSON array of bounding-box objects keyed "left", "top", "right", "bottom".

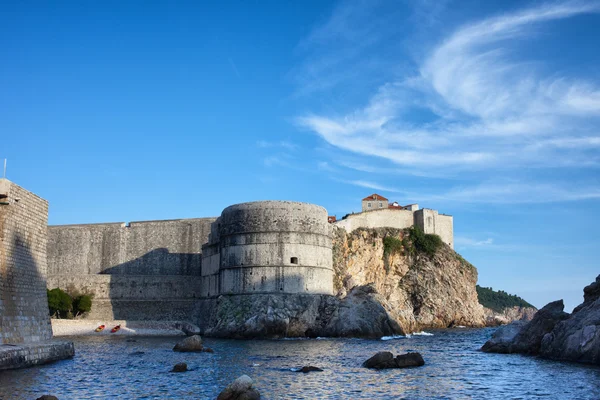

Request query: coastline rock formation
[
  {"left": 202, "top": 284, "right": 403, "bottom": 339},
  {"left": 483, "top": 306, "right": 537, "bottom": 326},
  {"left": 202, "top": 227, "right": 485, "bottom": 338},
  {"left": 482, "top": 275, "right": 600, "bottom": 365},
  {"left": 333, "top": 227, "right": 486, "bottom": 333}
]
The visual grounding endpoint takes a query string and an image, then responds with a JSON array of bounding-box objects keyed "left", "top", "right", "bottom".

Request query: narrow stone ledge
[{"left": 0, "top": 340, "right": 74, "bottom": 370}]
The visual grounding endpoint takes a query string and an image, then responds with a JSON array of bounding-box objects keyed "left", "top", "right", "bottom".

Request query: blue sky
[{"left": 1, "top": 0, "right": 599, "bottom": 312}]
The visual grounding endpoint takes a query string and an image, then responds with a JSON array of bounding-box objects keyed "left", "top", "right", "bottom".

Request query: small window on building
[
  {"left": 379, "top": 202, "right": 383, "bottom": 208},
  {"left": 290, "top": 257, "right": 298, "bottom": 264},
  {"left": 368, "top": 202, "right": 372, "bottom": 208}
]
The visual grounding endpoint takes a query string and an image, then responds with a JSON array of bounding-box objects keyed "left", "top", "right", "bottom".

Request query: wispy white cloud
[
  {"left": 257, "top": 140, "right": 299, "bottom": 151},
  {"left": 344, "top": 179, "right": 400, "bottom": 193},
  {"left": 228, "top": 58, "right": 241, "bottom": 79},
  {"left": 293, "top": 1, "right": 600, "bottom": 203},
  {"left": 417, "top": 181, "right": 600, "bottom": 204},
  {"left": 455, "top": 236, "right": 494, "bottom": 247}
]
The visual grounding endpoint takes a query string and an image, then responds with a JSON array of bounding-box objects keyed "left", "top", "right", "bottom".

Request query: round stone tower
[{"left": 215, "top": 201, "right": 333, "bottom": 296}]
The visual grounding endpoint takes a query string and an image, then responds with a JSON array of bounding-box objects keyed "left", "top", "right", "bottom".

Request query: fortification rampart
[
  {"left": 0, "top": 179, "right": 52, "bottom": 344},
  {"left": 334, "top": 207, "right": 454, "bottom": 249},
  {"left": 47, "top": 218, "right": 215, "bottom": 320},
  {"left": 0, "top": 179, "right": 73, "bottom": 369},
  {"left": 202, "top": 201, "right": 334, "bottom": 297}
]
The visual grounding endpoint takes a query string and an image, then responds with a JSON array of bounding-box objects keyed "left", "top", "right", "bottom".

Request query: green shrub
[
  {"left": 383, "top": 236, "right": 404, "bottom": 257},
  {"left": 476, "top": 285, "right": 534, "bottom": 313},
  {"left": 47, "top": 288, "right": 93, "bottom": 318},
  {"left": 73, "top": 294, "right": 93, "bottom": 316},
  {"left": 409, "top": 226, "right": 442, "bottom": 257},
  {"left": 47, "top": 288, "right": 72, "bottom": 318}
]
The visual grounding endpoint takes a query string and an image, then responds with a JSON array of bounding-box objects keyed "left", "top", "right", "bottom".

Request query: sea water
[{"left": 1, "top": 328, "right": 599, "bottom": 399}]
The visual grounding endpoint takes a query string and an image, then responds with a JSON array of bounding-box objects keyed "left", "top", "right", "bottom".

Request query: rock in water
[
  {"left": 481, "top": 321, "right": 527, "bottom": 353},
  {"left": 540, "top": 275, "right": 600, "bottom": 364},
  {"left": 482, "top": 275, "right": 600, "bottom": 365},
  {"left": 394, "top": 352, "right": 425, "bottom": 368},
  {"left": 482, "top": 300, "right": 569, "bottom": 355},
  {"left": 36, "top": 396, "right": 59, "bottom": 400},
  {"left": 297, "top": 366, "right": 323, "bottom": 373},
  {"left": 363, "top": 351, "right": 425, "bottom": 369},
  {"left": 171, "top": 362, "right": 188, "bottom": 372},
  {"left": 217, "top": 375, "right": 260, "bottom": 400},
  {"left": 363, "top": 351, "right": 397, "bottom": 369},
  {"left": 320, "top": 284, "right": 404, "bottom": 338},
  {"left": 173, "top": 335, "right": 203, "bottom": 352}
]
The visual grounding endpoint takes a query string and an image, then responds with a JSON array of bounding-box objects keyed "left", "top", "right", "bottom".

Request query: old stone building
[
  {"left": 0, "top": 179, "right": 73, "bottom": 370},
  {"left": 336, "top": 193, "right": 454, "bottom": 248}
]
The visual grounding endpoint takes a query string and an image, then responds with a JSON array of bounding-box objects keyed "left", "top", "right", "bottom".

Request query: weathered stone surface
[
  {"left": 573, "top": 275, "right": 600, "bottom": 314},
  {"left": 363, "top": 351, "right": 425, "bottom": 369},
  {"left": 539, "top": 275, "right": 600, "bottom": 364},
  {"left": 481, "top": 321, "right": 527, "bottom": 353},
  {"left": 395, "top": 352, "right": 425, "bottom": 368},
  {"left": 509, "top": 300, "right": 570, "bottom": 354},
  {"left": 362, "top": 351, "right": 396, "bottom": 369},
  {"left": 297, "top": 366, "right": 323, "bottom": 373},
  {"left": 171, "top": 362, "right": 187, "bottom": 372},
  {"left": 202, "top": 284, "right": 402, "bottom": 339},
  {"left": 173, "top": 335, "right": 203, "bottom": 352},
  {"left": 483, "top": 306, "right": 537, "bottom": 327},
  {"left": 332, "top": 227, "right": 486, "bottom": 333},
  {"left": 318, "top": 284, "right": 403, "bottom": 338},
  {"left": 46, "top": 218, "right": 215, "bottom": 321},
  {"left": 0, "top": 179, "right": 53, "bottom": 345},
  {"left": 0, "top": 340, "right": 75, "bottom": 370},
  {"left": 217, "top": 375, "right": 260, "bottom": 400},
  {"left": 482, "top": 301, "right": 569, "bottom": 355},
  {"left": 482, "top": 276, "right": 600, "bottom": 365},
  {"left": 0, "top": 180, "right": 74, "bottom": 370}
]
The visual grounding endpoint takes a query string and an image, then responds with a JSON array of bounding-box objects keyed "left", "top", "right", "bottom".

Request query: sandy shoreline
[{"left": 51, "top": 320, "right": 201, "bottom": 337}]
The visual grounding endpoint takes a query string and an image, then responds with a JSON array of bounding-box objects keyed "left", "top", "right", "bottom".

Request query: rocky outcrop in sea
[{"left": 482, "top": 275, "right": 600, "bottom": 365}]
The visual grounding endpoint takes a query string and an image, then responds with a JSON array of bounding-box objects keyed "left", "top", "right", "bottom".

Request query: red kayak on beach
[
  {"left": 95, "top": 325, "right": 105, "bottom": 332},
  {"left": 111, "top": 325, "right": 121, "bottom": 333}
]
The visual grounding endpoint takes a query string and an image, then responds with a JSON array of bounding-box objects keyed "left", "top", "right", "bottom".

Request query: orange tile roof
[{"left": 362, "top": 193, "right": 389, "bottom": 202}]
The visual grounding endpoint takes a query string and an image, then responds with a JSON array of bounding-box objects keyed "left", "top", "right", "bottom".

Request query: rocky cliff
[
  {"left": 332, "top": 227, "right": 486, "bottom": 332},
  {"left": 201, "top": 227, "right": 487, "bottom": 338},
  {"left": 483, "top": 306, "right": 538, "bottom": 326},
  {"left": 482, "top": 275, "right": 600, "bottom": 365}
]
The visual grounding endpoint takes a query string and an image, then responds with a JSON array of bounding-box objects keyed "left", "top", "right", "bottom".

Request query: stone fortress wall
[
  {"left": 202, "top": 201, "right": 333, "bottom": 298},
  {"left": 0, "top": 179, "right": 53, "bottom": 344},
  {"left": 47, "top": 218, "right": 215, "bottom": 320},
  {"left": 0, "top": 179, "right": 73, "bottom": 370},
  {"left": 46, "top": 194, "right": 452, "bottom": 323},
  {"left": 335, "top": 207, "right": 454, "bottom": 248}
]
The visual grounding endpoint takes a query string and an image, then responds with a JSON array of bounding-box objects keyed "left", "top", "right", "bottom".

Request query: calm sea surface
[{"left": 1, "top": 328, "right": 599, "bottom": 399}]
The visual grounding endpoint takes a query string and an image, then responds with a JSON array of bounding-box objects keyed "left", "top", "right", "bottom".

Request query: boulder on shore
[
  {"left": 482, "top": 274, "right": 600, "bottom": 365},
  {"left": 363, "top": 351, "right": 425, "bottom": 369},
  {"left": 217, "top": 375, "right": 260, "bottom": 400},
  {"left": 173, "top": 335, "right": 203, "bottom": 352}
]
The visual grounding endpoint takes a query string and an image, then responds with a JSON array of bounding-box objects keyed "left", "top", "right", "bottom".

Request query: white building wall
[{"left": 335, "top": 209, "right": 415, "bottom": 232}]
